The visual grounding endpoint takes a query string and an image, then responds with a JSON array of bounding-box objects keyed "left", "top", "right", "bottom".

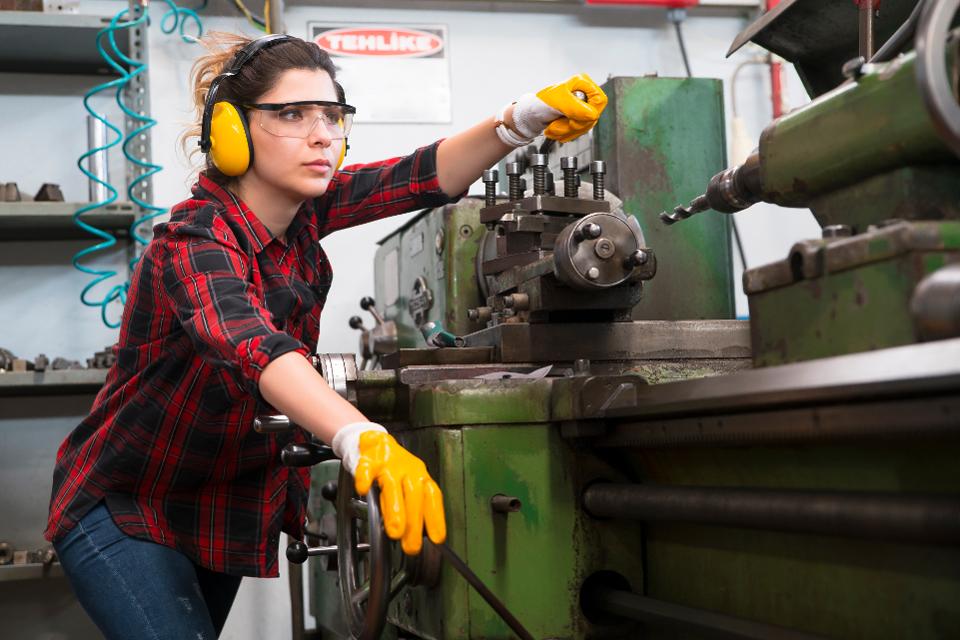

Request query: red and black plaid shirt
[{"left": 45, "top": 141, "right": 456, "bottom": 577}]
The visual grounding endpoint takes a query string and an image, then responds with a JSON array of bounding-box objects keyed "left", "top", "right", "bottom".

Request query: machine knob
[
  {"left": 281, "top": 442, "right": 337, "bottom": 467},
  {"left": 287, "top": 540, "right": 309, "bottom": 564},
  {"left": 349, "top": 316, "right": 365, "bottom": 330},
  {"left": 359, "top": 297, "right": 386, "bottom": 326},
  {"left": 320, "top": 481, "right": 338, "bottom": 502},
  {"left": 254, "top": 414, "right": 293, "bottom": 434}
]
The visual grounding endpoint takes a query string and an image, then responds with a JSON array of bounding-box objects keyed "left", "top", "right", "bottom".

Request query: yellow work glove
[
  {"left": 332, "top": 423, "right": 446, "bottom": 555},
  {"left": 495, "top": 73, "right": 608, "bottom": 147}
]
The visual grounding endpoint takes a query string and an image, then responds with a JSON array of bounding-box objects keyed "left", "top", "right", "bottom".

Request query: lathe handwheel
[{"left": 336, "top": 464, "right": 392, "bottom": 640}]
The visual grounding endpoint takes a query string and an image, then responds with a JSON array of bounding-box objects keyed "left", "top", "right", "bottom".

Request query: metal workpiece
[
  {"left": 482, "top": 169, "right": 499, "bottom": 207},
  {"left": 561, "top": 156, "right": 579, "bottom": 198},
  {"left": 582, "top": 483, "right": 960, "bottom": 545},
  {"left": 506, "top": 161, "right": 523, "bottom": 201},
  {"left": 911, "top": 263, "right": 960, "bottom": 341},
  {"left": 590, "top": 160, "right": 606, "bottom": 200},
  {"left": 553, "top": 212, "right": 655, "bottom": 290}
]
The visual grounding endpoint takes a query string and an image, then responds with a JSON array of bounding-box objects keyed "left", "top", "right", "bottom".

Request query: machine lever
[
  {"left": 438, "top": 543, "right": 535, "bottom": 640},
  {"left": 286, "top": 540, "right": 370, "bottom": 564},
  {"left": 254, "top": 414, "right": 294, "bottom": 433},
  {"left": 281, "top": 442, "right": 337, "bottom": 467}
]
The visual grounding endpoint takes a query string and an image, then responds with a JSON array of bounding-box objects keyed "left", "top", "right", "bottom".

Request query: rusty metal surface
[
  {"left": 596, "top": 394, "right": 960, "bottom": 448},
  {"left": 601, "top": 337, "right": 960, "bottom": 420},
  {"left": 743, "top": 221, "right": 960, "bottom": 295},
  {"left": 594, "top": 77, "right": 734, "bottom": 321},
  {"left": 462, "top": 320, "right": 751, "bottom": 363},
  {"left": 479, "top": 194, "right": 609, "bottom": 225},
  {"left": 380, "top": 347, "right": 493, "bottom": 369}
]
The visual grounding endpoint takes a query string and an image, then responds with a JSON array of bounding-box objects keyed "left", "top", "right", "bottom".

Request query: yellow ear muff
[
  {"left": 209, "top": 102, "right": 252, "bottom": 177},
  {"left": 336, "top": 140, "right": 347, "bottom": 170}
]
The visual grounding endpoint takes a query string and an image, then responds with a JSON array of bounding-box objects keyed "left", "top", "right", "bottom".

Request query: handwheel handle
[
  {"left": 336, "top": 464, "right": 392, "bottom": 640},
  {"left": 287, "top": 540, "right": 309, "bottom": 564}
]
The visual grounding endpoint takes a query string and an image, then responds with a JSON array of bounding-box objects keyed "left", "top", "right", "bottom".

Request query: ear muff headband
[{"left": 199, "top": 34, "right": 295, "bottom": 174}]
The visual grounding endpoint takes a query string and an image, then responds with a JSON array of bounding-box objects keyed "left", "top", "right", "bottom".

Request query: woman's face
[{"left": 246, "top": 68, "right": 345, "bottom": 201}]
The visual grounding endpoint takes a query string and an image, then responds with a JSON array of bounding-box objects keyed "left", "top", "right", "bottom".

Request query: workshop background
[{"left": 0, "top": 0, "right": 814, "bottom": 638}]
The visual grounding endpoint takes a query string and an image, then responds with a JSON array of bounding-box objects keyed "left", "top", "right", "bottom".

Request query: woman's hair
[{"left": 181, "top": 32, "right": 343, "bottom": 184}]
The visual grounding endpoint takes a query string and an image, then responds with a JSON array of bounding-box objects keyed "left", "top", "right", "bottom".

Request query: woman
[{"left": 44, "top": 32, "right": 606, "bottom": 639}]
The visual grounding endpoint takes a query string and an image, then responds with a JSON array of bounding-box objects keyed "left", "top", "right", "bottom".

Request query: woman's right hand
[{"left": 332, "top": 423, "right": 447, "bottom": 555}]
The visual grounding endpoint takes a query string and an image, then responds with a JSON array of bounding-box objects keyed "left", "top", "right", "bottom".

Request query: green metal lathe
[{"left": 270, "top": 1, "right": 960, "bottom": 638}]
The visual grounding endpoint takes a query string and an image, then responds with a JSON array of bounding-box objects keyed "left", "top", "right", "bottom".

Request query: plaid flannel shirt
[{"left": 45, "top": 140, "right": 457, "bottom": 577}]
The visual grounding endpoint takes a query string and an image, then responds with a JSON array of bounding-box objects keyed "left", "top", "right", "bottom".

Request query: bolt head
[
  {"left": 582, "top": 222, "right": 602, "bottom": 239},
  {"left": 591, "top": 160, "right": 606, "bottom": 175},
  {"left": 586, "top": 266, "right": 601, "bottom": 280},
  {"left": 822, "top": 224, "right": 853, "bottom": 239},
  {"left": 561, "top": 156, "right": 578, "bottom": 170},
  {"left": 506, "top": 162, "right": 522, "bottom": 176},
  {"left": 595, "top": 238, "right": 616, "bottom": 259},
  {"left": 530, "top": 154, "right": 547, "bottom": 167},
  {"left": 628, "top": 249, "right": 649, "bottom": 267},
  {"left": 483, "top": 169, "right": 498, "bottom": 182}
]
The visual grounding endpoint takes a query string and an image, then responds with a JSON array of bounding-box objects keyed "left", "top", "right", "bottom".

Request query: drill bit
[{"left": 659, "top": 194, "right": 710, "bottom": 225}]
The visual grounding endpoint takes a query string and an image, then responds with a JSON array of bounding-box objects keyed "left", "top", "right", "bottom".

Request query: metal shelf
[
  {"left": 0, "top": 201, "right": 136, "bottom": 241},
  {"left": 0, "top": 368, "right": 108, "bottom": 395},
  {"left": 0, "top": 10, "right": 131, "bottom": 75},
  {"left": 0, "top": 562, "right": 64, "bottom": 582}
]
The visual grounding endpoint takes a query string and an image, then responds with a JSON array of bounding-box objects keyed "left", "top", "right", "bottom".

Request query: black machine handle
[{"left": 281, "top": 442, "right": 337, "bottom": 467}]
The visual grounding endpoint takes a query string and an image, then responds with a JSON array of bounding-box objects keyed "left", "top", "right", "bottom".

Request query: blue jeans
[{"left": 53, "top": 502, "right": 242, "bottom": 640}]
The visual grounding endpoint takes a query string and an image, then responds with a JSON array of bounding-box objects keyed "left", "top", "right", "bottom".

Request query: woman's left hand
[{"left": 508, "top": 73, "right": 608, "bottom": 144}]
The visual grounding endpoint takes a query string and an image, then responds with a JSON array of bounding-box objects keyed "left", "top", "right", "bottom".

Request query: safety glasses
[{"left": 245, "top": 100, "right": 356, "bottom": 140}]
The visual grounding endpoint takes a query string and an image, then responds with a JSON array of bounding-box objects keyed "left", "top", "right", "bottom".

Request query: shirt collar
[{"left": 195, "top": 173, "right": 278, "bottom": 254}]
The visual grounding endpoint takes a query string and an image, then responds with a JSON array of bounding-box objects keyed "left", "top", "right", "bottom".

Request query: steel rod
[
  {"left": 582, "top": 484, "right": 960, "bottom": 545},
  {"left": 589, "top": 587, "right": 827, "bottom": 640},
  {"left": 438, "top": 544, "right": 534, "bottom": 640},
  {"left": 859, "top": 0, "right": 875, "bottom": 59}
]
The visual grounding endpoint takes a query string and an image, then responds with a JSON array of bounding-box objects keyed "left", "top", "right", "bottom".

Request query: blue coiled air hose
[{"left": 72, "top": 1, "right": 202, "bottom": 328}]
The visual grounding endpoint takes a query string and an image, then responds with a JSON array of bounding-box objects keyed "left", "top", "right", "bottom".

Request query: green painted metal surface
[
  {"left": 374, "top": 200, "right": 486, "bottom": 348},
  {"left": 632, "top": 443, "right": 960, "bottom": 639},
  {"left": 748, "top": 223, "right": 960, "bottom": 366},
  {"left": 760, "top": 52, "right": 956, "bottom": 212},
  {"left": 809, "top": 165, "right": 960, "bottom": 230},
  {"left": 386, "top": 423, "right": 646, "bottom": 640},
  {"left": 594, "top": 76, "right": 734, "bottom": 321}
]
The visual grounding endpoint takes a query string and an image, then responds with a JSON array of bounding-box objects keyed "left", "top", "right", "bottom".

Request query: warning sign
[{"left": 309, "top": 23, "right": 451, "bottom": 123}]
